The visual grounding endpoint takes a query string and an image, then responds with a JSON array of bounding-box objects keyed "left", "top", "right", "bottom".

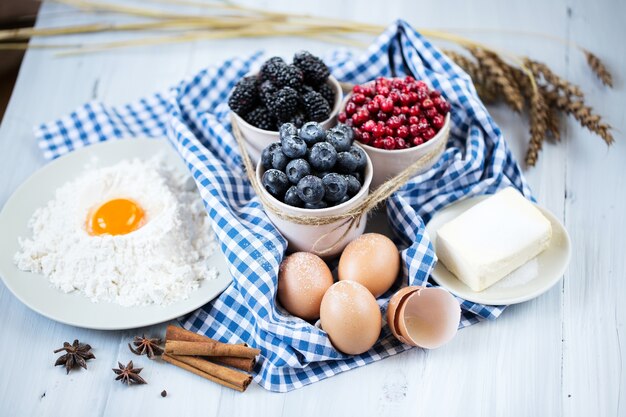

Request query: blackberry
[
  {"left": 244, "top": 106, "right": 276, "bottom": 131},
  {"left": 259, "top": 57, "right": 286, "bottom": 82},
  {"left": 288, "top": 112, "right": 306, "bottom": 128},
  {"left": 316, "top": 83, "right": 335, "bottom": 108},
  {"left": 293, "top": 51, "right": 330, "bottom": 86},
  {"left": 259, "top": 80, "right": 277, "bottom": 106},
  {"left": 228, "top": 76, "right": 259, "bottom": 116},
  {"left": 298, "top": 84, "right": 314, "bottom": 95},
  {"left": 273, "top": 65, "right": 304, "bottom": 90},
  {"left": 301, "top": 90, "right": 331, "bottom": 122},
  {"left": 267, "top": 87, "right": 299, "bottom": 122}
]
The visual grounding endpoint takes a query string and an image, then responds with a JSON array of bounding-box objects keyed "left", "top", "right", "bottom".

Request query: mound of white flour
[{"left": 14, "top": 157, "right": 218, "bottom": 306}]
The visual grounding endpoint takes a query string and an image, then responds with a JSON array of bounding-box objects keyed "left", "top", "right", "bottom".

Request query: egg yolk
[{"left": 88, "top": 198, "right": 145, "bottom": 236}]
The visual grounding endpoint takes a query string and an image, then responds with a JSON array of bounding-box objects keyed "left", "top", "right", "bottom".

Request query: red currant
[
  {"left": 421, "top": 98, "right": 434, "bottom": 110},
  {"left": 366, "top": 100, "right": 380, "bottom": 113},
  {"left": 387, "top": 116, "right": 401, "bottom": 129},
  {"left": 383, "top": 136, "right": 396, "bottom": 150},
  {"left": 431, "top": 114, "right": 445, "bottom": 129},
  {"left": 352, "top": 93, "right": 366, "bottom": 105},
  {"left": 346, "top": 101, "right": 357, "bottom": 115},
  {"left": 381, "top": 99, "right": 394, "bottom": 113},
  {"left": 422, "top": 127, "right": 436, "bottom": 140}
]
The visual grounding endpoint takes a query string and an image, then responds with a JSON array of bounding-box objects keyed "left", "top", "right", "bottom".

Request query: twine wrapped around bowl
[{"left": 230, "top": 115, "right": 446, "bottom": 256}]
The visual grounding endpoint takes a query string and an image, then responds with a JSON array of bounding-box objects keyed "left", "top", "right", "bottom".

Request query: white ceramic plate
[
  {"left": 0, "top": 138, "right": 232, "bottom": 330},
  {"left": 426, "top": 194, "right": 571, "bottom": 305}
]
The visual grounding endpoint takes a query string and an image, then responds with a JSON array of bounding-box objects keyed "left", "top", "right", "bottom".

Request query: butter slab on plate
[{"left": 426, "top": 192, "right": 571, "bottom": 305}]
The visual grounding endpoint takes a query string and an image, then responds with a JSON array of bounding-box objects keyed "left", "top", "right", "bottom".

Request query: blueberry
[
  {"left": 335, "top": 151, "right": 358, "bottom": 174},
  {"left": 285, "top": 158, "right": 311, "bottom": 184},
  {"left": 305, "top": 201, "right": 328, "bottom": 209},
  {"left": 348, "top": 145, "right": 367, "bottom": 171},
  {"left": 335, "top": 194, "right": 352, "bottom": 205},
  {"left": 279, "top": 123, "right": 298, "bottom": 141},
  {"left": 309, "top": 142, "right": 337, "bottom": 171},
  {"left": 281, "top": 134, "right": 307, "bottom": 158},
  {"left": 262, "top": 169, "right": 290, "bottom": 198},
  {"left": 321, "top": 173, "right": 348, "bottom": 202},
  {"left": 344, "top": 174, "right": 362, "bottom": 196},
  {"left": 261, "top": 142, "right": 281, "bottom": 170},
  {"left": 326, "top": 126, "right": 352, "bottom": 152},
  {"left": 261, "top": 142, "right": 290, "bottom": 171},
  {"left": 352, "top": 171, "right": 363, "bottom": 184},
  {"left": 333, "top": 123, "right": 354, "bottom": 142},
  {"left": 284, "top": 186, "right": 304, "bottom": 207},
  {"left": 299, "top": 121, "right": 326, "bottom": 146},
  {"left": 296, "top": 175, "right": 325, "bottom": 204}
]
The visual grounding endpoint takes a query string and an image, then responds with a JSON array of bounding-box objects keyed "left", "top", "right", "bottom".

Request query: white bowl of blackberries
[
  {"left": 255, "top": 121, "right": 373, "bottom": 258},
  {"left": 229, "top": 51, "right": 342, "bottom": 162}
]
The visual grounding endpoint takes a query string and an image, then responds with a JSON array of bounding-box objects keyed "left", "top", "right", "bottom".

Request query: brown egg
[
  {"left": 320, "top": 280, "right": 382, "bottom": 355},
  {"left": 277, "top": 252, "right": 334, "bottom": 321},
  {"left": 338, "top": 233, "right": 400, "bottom": 297}
]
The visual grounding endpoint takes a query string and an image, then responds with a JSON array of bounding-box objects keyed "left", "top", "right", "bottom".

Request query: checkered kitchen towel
[{"left": 35, "top": 20, "right": 531, "bottom": 392}]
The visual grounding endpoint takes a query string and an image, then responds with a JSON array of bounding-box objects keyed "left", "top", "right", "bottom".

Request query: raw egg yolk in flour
[{"left": 88, "top": 198, "right": 145, "bottom": 236}]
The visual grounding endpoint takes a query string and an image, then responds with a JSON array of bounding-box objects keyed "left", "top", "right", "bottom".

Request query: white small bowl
[
  {"left": 341, "top": 85, "right": 450, "bottom": 189},
  {"left": 232, "top": 74, "right": 343, "bottom": 163},
  {"left": 255, "top": 147, "right": 373, "bottom": 259}
]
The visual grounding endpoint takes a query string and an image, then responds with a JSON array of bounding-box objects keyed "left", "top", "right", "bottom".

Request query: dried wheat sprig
[
  {"left": 546, "top": 107, "right": 561, "bottom": 141},
  {"left": 526, "top": 91, "right": 549, "bottom": 166},
  {"left": 524, "top": 58, "right": 583, "bottom": 98},
  {"left": 469, "top": 47, "right": 525, "bottom": 112},
  {"left": 553, "top": 95, "right": 614, "bottom": 145},
  {"left": 442, "top": 49, "right": 499, "bottom": 103},
  {"left": 584, "top": 51, "right": 613, "bottom": 87}
]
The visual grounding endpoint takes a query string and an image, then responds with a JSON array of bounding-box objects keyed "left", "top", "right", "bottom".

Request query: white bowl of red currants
[
  {"left": 255, "top": 122, "right": 373, "bottom": 259},
  {"left": 229, "top": 52, "right": 343, "bottom": 162},
  {"left": 339, "top": 76, "right": 451, "bottom": 188}
]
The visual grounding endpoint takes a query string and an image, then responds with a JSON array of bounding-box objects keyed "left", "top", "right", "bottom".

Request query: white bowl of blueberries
[{"left": 256, "top": 121, "right": 372, "bottom": 258}]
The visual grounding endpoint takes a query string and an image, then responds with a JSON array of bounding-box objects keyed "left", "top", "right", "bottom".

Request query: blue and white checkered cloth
[{"left": 35, "top": 20, "right": 531, "bottom": 392}]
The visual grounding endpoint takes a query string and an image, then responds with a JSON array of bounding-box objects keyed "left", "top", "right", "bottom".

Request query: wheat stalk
[{"left": 0, "top": 0, "right": 612, "bottom": 166}]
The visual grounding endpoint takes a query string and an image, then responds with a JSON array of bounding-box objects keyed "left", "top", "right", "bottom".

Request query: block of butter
[{"left": 436, "top": 187, "right": 552, "bottom": 292}]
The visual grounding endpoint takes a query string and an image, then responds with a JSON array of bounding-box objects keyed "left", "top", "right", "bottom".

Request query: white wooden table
[{"left": 1, "top": 1, "right": 624, "bottom": 416}]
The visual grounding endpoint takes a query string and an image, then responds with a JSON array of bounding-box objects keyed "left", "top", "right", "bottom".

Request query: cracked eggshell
[
  {"left": 396, "top": 287, "right": 461, "bottom": 349},
  {"left": 320, "top": 280, "right": 382, "bottom": 355},
  {"left": 386, "top": 285, "right": 421, "bottom": 344}
]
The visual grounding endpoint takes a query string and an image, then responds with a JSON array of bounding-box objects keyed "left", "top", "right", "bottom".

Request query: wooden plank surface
[{"left": 0, "top": 0, "right": 623, "bottom": 416}]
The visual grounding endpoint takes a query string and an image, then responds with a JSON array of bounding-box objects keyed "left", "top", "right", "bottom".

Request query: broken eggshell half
[
  {"left": 386, "top": 285, "right": 421, "bottom": 344},
  {"left": 388, "top": 286, "right": 461, "bottom": 349}
]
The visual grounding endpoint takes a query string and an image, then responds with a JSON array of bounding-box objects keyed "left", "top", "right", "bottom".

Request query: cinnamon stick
[
  {"left": 165, "top": 326, "right": 259, "bottom": 372},
  {"left": 210, "top": 355, "right": 255, "bottom": 373},
  {"left": 165, "top": 340, "right": 260, "bottom": 359},
  {"left": 162, "top": 353, "right": 251, "bottom": 392}
]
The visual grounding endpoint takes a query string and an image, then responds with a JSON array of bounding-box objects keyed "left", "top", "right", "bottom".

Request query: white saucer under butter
[
  {"left": 426, "top": 193, "right": 571, "bottom": 305},
  {"left": 0, "top": 138, "right": 232, "bottom": 330}
]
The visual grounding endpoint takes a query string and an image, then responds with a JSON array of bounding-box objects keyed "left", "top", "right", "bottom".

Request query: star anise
[
  {"left": 128, "top": 335, "right": 163, "bottom": 359},
  {"left": 112, "top": 360, "right": 147, "bottom": 385},
  {"left": 54, "top": 339, "right": 95, "bottom": 374}
]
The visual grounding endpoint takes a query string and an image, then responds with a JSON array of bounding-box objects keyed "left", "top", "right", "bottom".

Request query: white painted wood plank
[{"left": 562, "top": 0, "right": 626, "bottom": 416}]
